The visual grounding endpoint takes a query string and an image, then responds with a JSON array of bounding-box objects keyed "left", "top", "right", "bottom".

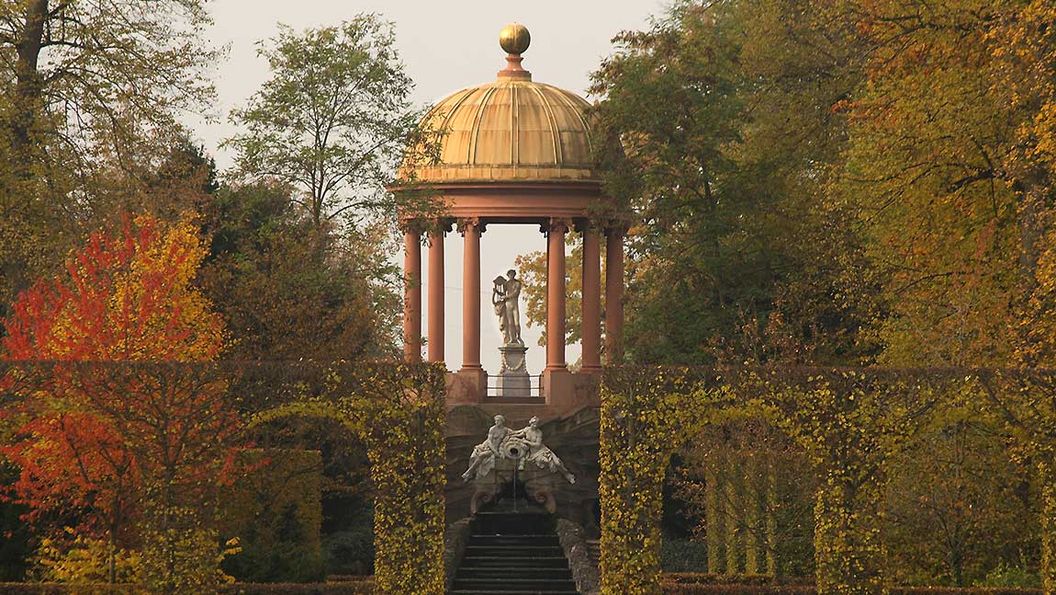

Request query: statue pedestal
[{"left": 497, "top": 344, "right": 531, "bottom": 397}]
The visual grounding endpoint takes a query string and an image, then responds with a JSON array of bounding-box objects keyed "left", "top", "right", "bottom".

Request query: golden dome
[{"left": 403, "top": 25, "right": 598, "bottom": 186}]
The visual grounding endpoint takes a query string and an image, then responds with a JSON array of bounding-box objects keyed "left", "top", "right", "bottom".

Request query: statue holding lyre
[{"left": 491, "top": 269, "right": 523, "bottom": 346}]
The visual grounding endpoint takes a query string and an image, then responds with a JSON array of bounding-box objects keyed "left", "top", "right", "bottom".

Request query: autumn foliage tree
[
  {"left": 587, "top": 0, "right": 1056, "bottom": 590},
  {"left": 0, "top": 215, "right": 237, "bottom": 589}
]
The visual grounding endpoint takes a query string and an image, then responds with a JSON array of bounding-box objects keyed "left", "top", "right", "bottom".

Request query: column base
[
  {"left": 447, "top": 368, "right": 487, "bottom": 406},
  {"left": 541, "top": 368, "right": 599, "bottom": 415}
]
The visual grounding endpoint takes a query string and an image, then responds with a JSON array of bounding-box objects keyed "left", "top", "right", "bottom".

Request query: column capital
[
  {"left": 602, "top": 217, "right": 631, "bottom": 236},
  {"left": 456, "top": 217, "right": 486, "bottom": 235},
  {"left": 400, "top": 218, "right": 427, "bottom": 235},
  {"left": 575, "top": 218, "right": 605, "bottom": 234},
  {"left": 428, "top": 218, "right": 453, "bottom": 235},
  {"left": 543, "top": 217, "right": 574, "bottom": 236}
]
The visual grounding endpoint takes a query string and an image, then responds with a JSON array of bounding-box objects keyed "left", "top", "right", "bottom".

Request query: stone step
[
  {"left": 460, "top": 555, "right": 569, "bottom": 569},
  {"left": 450, "top": 591, "right": 578, "bottom": 595},
  {"left": 452, "top": 577, "right": 579, "bottom": 592},
  {"left": 473, "top": 512, "right": 554, "bottom": 535},
  {"left": 470, "top": 534, "right": 561, "bottom": 546},
  {"left": 465, "top": 544, "right": 564, "bottom": 555},
  {"left": 456, "top": 567, "right": 573, "bottom": 580},
  {"left": 452, "top": 512, "right": 579, "bottom": 594}
]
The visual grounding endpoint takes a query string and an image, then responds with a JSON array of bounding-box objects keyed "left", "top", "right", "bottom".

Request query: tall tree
[
  {"left": 0, "top": 0, "right": 218, "bottom": 317},
  {"left": 0, "top": 0, "right": 217, "bottom": 174},
  {"left": 198, "top": 181, "right": 400, "bottom": 363},
  {"left": 837, "top": 0, "right": 1026, "bottom": 367},
  {"left": 226, "top": 15, "right": 430, "bottom": 229},
  {"left": 556, "top": 0, "right": 875, "bottom": 366}
]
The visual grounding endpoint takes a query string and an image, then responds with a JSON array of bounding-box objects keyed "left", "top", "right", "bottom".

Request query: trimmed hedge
[
  {"left": 220, "top": 582, "right": 372, "bottom": 594},
  {"left": 663, "top": 586, "right": 813, "bottom": 594},
  {"left": 0, "top": 582, "right": 373, "bottom": 595},
  {"left": 659, "top": 585, "right": 1040, "bottom": 595},
  {"left": 664, "top": 573, "right": 796, "bottom": 585},
  {"left": 892, "top": 591, "right": 1040, "bottom": 595},
  {"left": 0, "top": 582, "right": 1037, "bottom": 595},
  {"left": 0, "top": 586, "right": 136, "bottom": 595}
]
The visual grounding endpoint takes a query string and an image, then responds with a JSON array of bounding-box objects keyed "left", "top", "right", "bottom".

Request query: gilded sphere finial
[{"left": 499, "top": 23, "right": 530, "bottom": 55}]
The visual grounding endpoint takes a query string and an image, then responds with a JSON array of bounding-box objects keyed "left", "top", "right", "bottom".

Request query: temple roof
[{"left": 402, "top": 24, "right": 600, "bottom": 186}]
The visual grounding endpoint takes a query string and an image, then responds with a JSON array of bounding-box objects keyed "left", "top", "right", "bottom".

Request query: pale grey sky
[{"left": 191, "top": 0, "right": 667, "bottom": 374}]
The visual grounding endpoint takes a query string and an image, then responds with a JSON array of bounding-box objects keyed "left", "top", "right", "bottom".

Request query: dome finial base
[{"left": 499, "top": 54, "right": 532, "bottom": 80}]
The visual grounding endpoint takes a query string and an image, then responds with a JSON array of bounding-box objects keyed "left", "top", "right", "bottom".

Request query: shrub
[
  {"left": 662, "top": 539, "right": 710, "bottom": 573},
  {"left": 31, "top": 535, "right": 141, "bottom": 584},
  {"left": 221, "top": 450, "right": 325, "bottom": 583},
  {"left": 140, "top": 523, "right": 228, "bottom": 595},
  {"left": 976, "top": 562, "right": 1041, "bottom": 589},
  {"left": 220, "top": 581, "right": 373, "bottom": 594},
  {"left": 323, "top": 528, "right": 374, "bottom": 577}
]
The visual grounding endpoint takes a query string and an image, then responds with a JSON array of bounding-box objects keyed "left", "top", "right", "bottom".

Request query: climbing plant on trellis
[
  {"left": 250, "top": 361, "right": 448, "bottom": 595},
  {"left": 598, "top": 366, "right": 1056, "bottom": 595},
  {"left": 3, "top": 361, "right": 448, "bottom": 594},
  {"left": 755, "top": 369, "right": 946, "bottom": 595},
  {"left": 976, "top": 370, "right": 1056, "bottom": 595},
  {"left": 598, "top": 367, "right": 732, "bottom": 594}
]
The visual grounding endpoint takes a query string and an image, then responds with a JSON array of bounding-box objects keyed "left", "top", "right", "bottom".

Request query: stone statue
[
  {"left": 462, "top": 415, "right": 575, "bottom": 485},
  {"left": 511, "top": 416, "right": 575, "bottom": 484},
  {"left": 491, "top": 269, "right": 523, "bottom": 346},
  {"left": 462, "top": 415, "right": 511, "bottom": 482},
  {"left": 503, "top": 269, "right": 522, "bottom": 345},
  {"left": 491, "top": 275, "right": 509, "bottom": 344}
]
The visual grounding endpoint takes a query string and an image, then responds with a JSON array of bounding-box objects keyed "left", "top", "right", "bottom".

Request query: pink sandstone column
[
  {"left": 460, "top": 218, "right": 482, "bottom": 371},
  {"left": 403, "top": 224, "right": 422, "bottom": 362},
  {"left": 605, "top": 225, "right": 625, "bottom": 364},
  {"left": 581, "top": 226, "right": 602, "bottom": 371},
  {"left": 547, "top": 219, "right": 569, "bottom": 370},
  {"left": 427, "top": 226, "right": 445, "bottom": 363}
]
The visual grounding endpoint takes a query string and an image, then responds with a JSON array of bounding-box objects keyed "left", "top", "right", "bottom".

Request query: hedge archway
[{"left": 598, "top": 366, "right": 1056, "bottom": 595}]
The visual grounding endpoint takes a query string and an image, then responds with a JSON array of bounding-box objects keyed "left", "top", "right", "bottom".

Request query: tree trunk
[
  {"left": 11, "top": 0, "right": 48, "bottom": 172},
  {"left": 108, "top": 517, "right": 117, "bottom": 585}
]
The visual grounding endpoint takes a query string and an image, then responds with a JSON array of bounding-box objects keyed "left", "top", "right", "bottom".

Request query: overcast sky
[{"left": 191, "top": 0, "right": 668, "bottom": 374}]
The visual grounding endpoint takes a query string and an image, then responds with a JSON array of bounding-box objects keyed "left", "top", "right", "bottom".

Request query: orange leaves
[
  {"left": 3, "top": 215, "right": 223, "bottom": 362},
  {"left": 0, "top": 214, "right": 232, "bottom": 545},
  {"left": 9, "top": 410, "right": 135, "bottom": 524}
]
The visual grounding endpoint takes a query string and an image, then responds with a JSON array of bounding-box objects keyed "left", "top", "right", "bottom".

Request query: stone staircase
[{"left": 450, "top": 511, "right": 579, "bottom": 594}]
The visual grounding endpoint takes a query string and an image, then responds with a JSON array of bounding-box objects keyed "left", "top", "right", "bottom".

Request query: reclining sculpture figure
[{"left": 462, "top": 415, "right": 574, "bottom": 485}]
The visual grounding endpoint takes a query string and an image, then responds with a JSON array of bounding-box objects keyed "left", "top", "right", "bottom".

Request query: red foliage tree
[{"left": 0, "top": 215, "right": 237, "bottom": 580}]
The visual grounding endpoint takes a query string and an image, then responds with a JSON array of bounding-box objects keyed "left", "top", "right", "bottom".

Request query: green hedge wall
[
  {"left": 0, "top": 581, "right": 372, "bottom": 594},
  {"left": 659, "top": 586, "right": 1039, "bottom": 595}
]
